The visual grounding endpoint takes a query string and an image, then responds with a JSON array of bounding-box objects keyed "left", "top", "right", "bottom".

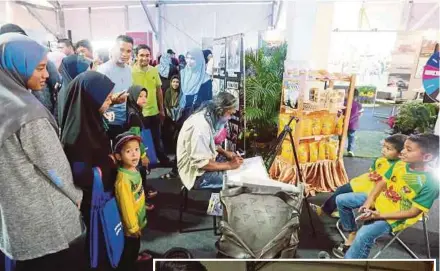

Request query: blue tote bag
[
  {"left": 141, "top": 129, "right": 159, "bottom": 166},
  {"left": 90, "top": 167, "right": 124, "bottom": 268}
]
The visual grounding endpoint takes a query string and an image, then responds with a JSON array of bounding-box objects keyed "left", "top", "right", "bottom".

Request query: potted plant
[
  {"left": 392, "top": 101, "right": 439, "bottom": 135},
  {"left": 244, "top": 43, "right": 287, "bottom": 155}
]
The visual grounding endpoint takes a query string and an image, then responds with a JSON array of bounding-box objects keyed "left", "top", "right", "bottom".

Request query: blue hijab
[
  {"left": 0, "top": 33, "right": 56, "bottom": 146},
  {"left": 179, "top": 48, "right": 210, "bottom": 108},
  {"left": 57, "top": 54, "right": 91, "bottom": 124},
  {"left": 158, "top": 53, "right": 172, "bottom": 78}
]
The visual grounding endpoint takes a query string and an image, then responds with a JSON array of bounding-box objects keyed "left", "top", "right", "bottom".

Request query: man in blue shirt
[{"left": 97, "top": 35, "right": 133, "bottom": 141}]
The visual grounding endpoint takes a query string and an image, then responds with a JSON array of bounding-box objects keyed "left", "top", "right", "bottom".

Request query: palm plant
[{"left": 245, "top": 43, "right": 287, "bottom": 142}]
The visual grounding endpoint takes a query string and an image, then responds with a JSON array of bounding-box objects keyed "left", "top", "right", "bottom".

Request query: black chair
[{"left": 178, "top": 185, "right": 221, "bottom": 235}]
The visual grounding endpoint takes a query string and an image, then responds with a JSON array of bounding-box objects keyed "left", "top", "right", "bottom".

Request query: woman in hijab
[
  {"left": 59, "top": 71, "right": 116, "bottom": 270},
  {"left": 178, "top": 54, "right": 186, "bottom": 70},
  {"left": 57, "top": 54, "right": 91, "bottom": 125},
  {"left": 0, "top": 33, "right": 86, "bottom": 270},
  {"left": 163, "top": 75, "right": 181, "bottom": 154},
  {"left": 177, "top": 48, "right": 213, "bottom": 125},
  {"left": 126, "top": 86, "right": 158, "bottom": 208},
  {"left": 158, "top": 52, "right": 179, "bottom": 95}
]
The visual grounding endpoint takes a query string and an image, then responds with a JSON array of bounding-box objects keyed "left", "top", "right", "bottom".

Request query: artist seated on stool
[{"left": 176, "top": 92, "right": 243, "bottom": 190}]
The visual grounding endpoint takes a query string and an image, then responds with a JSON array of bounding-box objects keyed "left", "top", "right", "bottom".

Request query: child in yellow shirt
[
  {"left": 333, "top": 133, "right": 439, "bottom": 258},
  {"left": 113, "top": 132, "right": 149, "bottom": 270},
  {"left": 312, "top": 134, "right": 407, "bottom": 217}
]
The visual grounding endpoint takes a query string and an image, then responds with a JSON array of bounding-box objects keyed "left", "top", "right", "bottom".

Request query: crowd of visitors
[
  {"left": 0, "top": 22, "right": 438, "bottom": 271},
  {"left": 0, "top": 23, "right": 228, "bottom": 271}
]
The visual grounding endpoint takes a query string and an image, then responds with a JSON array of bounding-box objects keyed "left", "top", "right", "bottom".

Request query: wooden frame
[
  {"left": 279, "top": 72, "right": 356, "bottom": 162},
  {"left": 273, "top": 71, "right": 356, "bottom": 193}
]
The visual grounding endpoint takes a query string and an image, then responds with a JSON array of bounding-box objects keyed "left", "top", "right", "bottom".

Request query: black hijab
[
  {"left": 57, "top": 55, "right": 91, "bottom": 124},
  {"left": 60, "top": 71, "right": 114, "bottom": 167},
  {"left": 126, "top": 85, "right": 146, "bottom": 124}
]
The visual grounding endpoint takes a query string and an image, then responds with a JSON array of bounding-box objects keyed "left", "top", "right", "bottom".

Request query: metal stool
[
  {"left": 178, "top": 186, "right": 221, "bottom": 235},
  {"left": 336, "top": 213, "right": 431, "bottom": 259}
]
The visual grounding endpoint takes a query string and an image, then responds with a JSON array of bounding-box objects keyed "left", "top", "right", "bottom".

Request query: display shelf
[{"left": 273, "top": 70, "right": 356, "bottom": 194}]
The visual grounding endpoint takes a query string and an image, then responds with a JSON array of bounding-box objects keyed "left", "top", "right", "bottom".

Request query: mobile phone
[{"left": 116, "top": 90, "right": 128, "bottom": 98}]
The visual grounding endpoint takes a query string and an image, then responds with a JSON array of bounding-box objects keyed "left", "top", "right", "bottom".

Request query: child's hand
[
  {"left": 358, "top": 210, "right": 381, "bottom": 221},
  {"left": 141, "top": 156, "right": 150, "bottom": 167}
]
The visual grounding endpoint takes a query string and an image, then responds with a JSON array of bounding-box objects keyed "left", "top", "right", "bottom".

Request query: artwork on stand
[
  {"left": 212, "top": 78, "right": 225, "bottom": 97},
  {"left": 213, "top": 39, "right": 226, "bottom": 69},
  {"left": 282, "top": 78, "right": 300, "bottom": 109},
  {"left": 226, "top": 35, "right": 242, "bottom": 74}
]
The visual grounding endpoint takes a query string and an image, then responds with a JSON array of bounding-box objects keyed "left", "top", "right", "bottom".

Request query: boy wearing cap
[{"left": 113, "top": 132, "right": 148, "bottom": 270}]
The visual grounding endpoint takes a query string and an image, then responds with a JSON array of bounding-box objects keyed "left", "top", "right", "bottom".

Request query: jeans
[
  {"left": 347, "top": 129, "right": 356, "bottom": 152},
  {"left": 321, "top": 183, "right": 353, "bottom": 215},
  {"left": 336, "top": 192, "right": 392, "bottom": 259},
  {"left": 193, "top": 156, "right": 227, "bottom": 190},
  {"left": 143, "top": 114, "right": 169, "bottom": 164},
  {"left": 345, "top": 220, "right": 392, "bottom": 258}
]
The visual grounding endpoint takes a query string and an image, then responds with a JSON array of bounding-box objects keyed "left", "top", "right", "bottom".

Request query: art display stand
[
  {"left": 269, "top": 69, "right": 357, "bottom": 196},
  {"left": 212, "top": 33, "right": 245, "bottom": 152}
]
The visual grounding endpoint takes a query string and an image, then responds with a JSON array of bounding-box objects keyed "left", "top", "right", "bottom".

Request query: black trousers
[
  {"left": 142, "top": 114, "right": 170, "bottom": 165},
  {"left": 116, "top": 236, "right": 140, "bottom": 271},
  {"left": 14, "top": 234, "right": 88, "bottom": 271}
]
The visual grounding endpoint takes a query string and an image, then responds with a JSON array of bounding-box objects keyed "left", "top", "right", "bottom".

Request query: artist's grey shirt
[{"left": 0, "top": 118, "right": 83, "bottom": 261}]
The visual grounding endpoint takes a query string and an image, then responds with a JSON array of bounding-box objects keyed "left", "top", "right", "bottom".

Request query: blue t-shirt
[{"left": 97, "top": 61, "right": 132, "bottom": 126}]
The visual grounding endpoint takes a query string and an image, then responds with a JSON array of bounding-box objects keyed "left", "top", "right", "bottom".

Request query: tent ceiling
[{"left": 39, "top": 0, "right": 274, "bottom": 9}]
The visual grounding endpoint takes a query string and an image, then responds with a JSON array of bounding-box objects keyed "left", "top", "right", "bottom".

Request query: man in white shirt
[
  {"left": 97, "top": 35, "right": 133, "bottom": 140},
  {"left": 176, "top": 92, "right": 243, "bottom": 190}
]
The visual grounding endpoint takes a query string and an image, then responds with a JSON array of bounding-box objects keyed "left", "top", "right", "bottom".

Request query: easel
[{"left": 264, "top": 115, "right": 316, "bottom": 236}]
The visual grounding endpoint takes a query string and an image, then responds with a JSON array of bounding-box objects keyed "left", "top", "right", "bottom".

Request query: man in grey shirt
[{"left": 97, "top": 35, "right": 133, "bottom": 141}]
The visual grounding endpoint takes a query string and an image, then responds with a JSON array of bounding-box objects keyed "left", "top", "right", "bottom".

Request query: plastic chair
[{"left": 336, "top": 213, "right": 431, "bottom": 259}]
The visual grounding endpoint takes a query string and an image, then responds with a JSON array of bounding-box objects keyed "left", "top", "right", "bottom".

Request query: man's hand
[
  {"left": 228, "top": 156, "right": 243, "bottom": 170},
  {"left": 224, "top": 151, "right": 238, "bottom": 160},
  {"left": 134, "top": 231, "right": 142, "bottom": 238},
  {"left": 359, "top": 202, "right": 372, "bottom": 214},
  {"left": 111, "top": 92, "right": 128, "bottom": 105},
  {"left": 141, "top": 156, "right": 150, "bottom": 167}
]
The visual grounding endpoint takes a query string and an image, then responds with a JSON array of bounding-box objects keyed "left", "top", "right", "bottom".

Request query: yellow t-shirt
[
  {"left": 350, "top": 157, "right": 398, "bottom": 194},
  {"left": 115, "top": 168, "right": 147, "bottom": 236},
  {"left": 375, "top": 161, "right": 439, "bottom": 232},
  {"left": 132, "top": 65, "right": 162, "bottom": 117}
]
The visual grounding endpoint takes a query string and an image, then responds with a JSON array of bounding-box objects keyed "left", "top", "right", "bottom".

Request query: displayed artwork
[
  {"left": 212, "top": 78, "right": 222, "bottom": 97},
  {"left": 387, "top": 73, "right": 411, "bottom": 91},
  {"left": 226, "top": 35, "right": 242, "bottom": 74},
  {"left": 213, "top": 38, "right": 225, "bottom": 70},
  {"left": 283, "top": 78, "right": 300, "bottom": 109}
]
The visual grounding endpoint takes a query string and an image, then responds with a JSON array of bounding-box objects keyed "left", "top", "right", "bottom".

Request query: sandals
[
  {"left": 146, "top": 203, "right": 155, "bottom": 211},
  {"left": 332, "top": 242, "right": 350, "bottom": 259},
  {"left": 160, "top": 171, "right": 179, "bottom": 180},
  {"left": 147, "top": 190, "right": 158, "bottom": 199},
  {"left": 137, "top": 251, "right": 152, "bottom": 262}
]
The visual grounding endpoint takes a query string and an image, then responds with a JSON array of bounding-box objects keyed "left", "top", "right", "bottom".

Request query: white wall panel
[
  {"left": 64, "top": 8, "right": 91, "bottom": 42},
  {"left": 161, "top": 3, "right": 271, "bottom": 54},
  {"left": 90, "top": 7, "right": 126, "bottom": 41},
  {"left": 128, "top": 5, "right": 156, "bottom": 33}
]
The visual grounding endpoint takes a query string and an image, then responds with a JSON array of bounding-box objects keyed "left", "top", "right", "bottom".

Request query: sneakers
[
  {"left": 330, "top": 210, "right": 340, "bottom": 218},
  {"left": 332, "top": 242, "right": 350, "bottom": 259},
  {"left": 347, "top": 151, "right": 354, "bottom": 157},
  {"left": 309, "top": 204, "right": 323, "bottom": 216}
]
